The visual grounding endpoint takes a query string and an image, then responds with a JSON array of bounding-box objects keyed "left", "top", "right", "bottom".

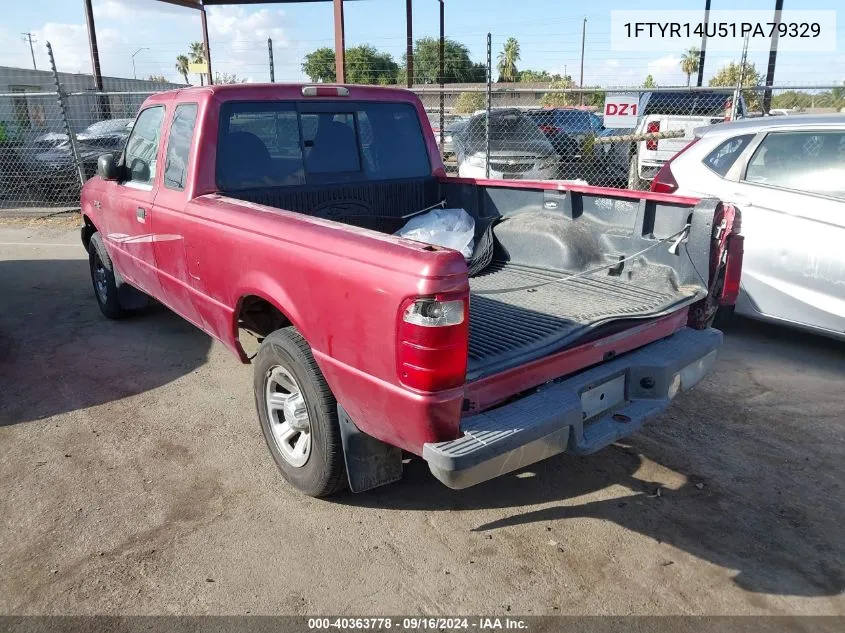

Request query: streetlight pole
[{"left": 131, "top": 47, "right": 148, "bottom": 80}]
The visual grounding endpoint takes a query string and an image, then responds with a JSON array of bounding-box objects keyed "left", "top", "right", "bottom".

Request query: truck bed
[{"left": 467, "top": 260, "right": 699, "bottom": 379}]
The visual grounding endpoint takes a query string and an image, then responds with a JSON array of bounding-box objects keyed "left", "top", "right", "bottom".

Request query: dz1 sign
[{"left": 603, "top": 95, "right": 639, "bottom": 128}]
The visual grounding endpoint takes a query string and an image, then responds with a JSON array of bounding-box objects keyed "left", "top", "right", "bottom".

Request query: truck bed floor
[{"left": 467, "top": 261, "right": 699, "bottom": 380}]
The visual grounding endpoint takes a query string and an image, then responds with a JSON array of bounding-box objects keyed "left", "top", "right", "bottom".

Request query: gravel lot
[{"left": 1, "top": 216, "right": 843, "bottom": 616}]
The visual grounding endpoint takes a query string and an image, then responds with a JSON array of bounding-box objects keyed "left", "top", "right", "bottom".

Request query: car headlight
[
  {"left": 444, "top": 135, "right": 453, "bottom": 143},
  {"left": 467, "top": 154, "right": 486, "bottom": 168}
]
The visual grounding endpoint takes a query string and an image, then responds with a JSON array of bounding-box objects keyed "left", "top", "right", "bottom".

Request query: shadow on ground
[
  {"left": 338, "top": 317, "right": 845, "bottom": 599},
  {"left": 0, "top": 258, "right": 211, "bottom": 426}
]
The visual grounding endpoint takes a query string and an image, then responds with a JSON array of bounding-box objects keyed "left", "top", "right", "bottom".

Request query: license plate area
[{"left": 580, "top": 374, "right": 626, "bottom": 421}]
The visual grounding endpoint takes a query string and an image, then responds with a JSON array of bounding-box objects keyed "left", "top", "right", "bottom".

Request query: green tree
[
  {"left": 174, "top": 54, "right": 190, "bottom": 85},
  {"left": 214, "top": 72, "right": 247, "bottom": 85},
  {"left": 189, "top": 41, "right": 206, "bottom": 86},
  {"left": 771, "top": 90, "right": 812, "bottom": 110},
  {"left": 519, "top": 69, "right": 554, "bottom": 83},
  {"left": 680, "top": 47, "right": 700, "bottom": 87},
  {"left": 400, "top": 38, "right": 484, "bottom": 84},
  {"left": 147, "top": 74, "right": 168, "bottom": 83},
  {"left": 497, "top": 37, "right": 520, "bottom": 83},
  {"left": 709, "top": 61, "right": 763, "bottom": 111},
  {"left": 539, "top": 76, "right": 575, "bottom": 107},
  {"left": 302, "top": 47, "right": 336, "bottom": 83},
  {"left": 643, "top": 74, "right": 656, "bottom": 88},
  {"left": 346, "top": 45, "right": 398, "bottom": 85},
  {"left": 454, "top": 91, "right": 485, "bottom": 114}
]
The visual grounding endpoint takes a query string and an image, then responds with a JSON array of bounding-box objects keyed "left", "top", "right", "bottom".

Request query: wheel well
[
  {"left": 81, "top": 215, "right": 97, "bottom": 249},
  {"left": 236, "top": 295, "right": 291, "bottom": 360}
]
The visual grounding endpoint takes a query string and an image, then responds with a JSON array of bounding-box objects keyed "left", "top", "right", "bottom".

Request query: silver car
[{"left": 655, "top": 114, "right": 845, "bottom": 340}]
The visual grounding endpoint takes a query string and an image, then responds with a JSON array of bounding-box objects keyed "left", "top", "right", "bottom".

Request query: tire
[
  {"left": 627, "top": 153, "right": 646, "bottom": 190},
  {"left": 254, "top": 327, "right": 347, "bottom": 497},
  {"left": 88, "top": 232, "right": 126, "bottom": 319}
]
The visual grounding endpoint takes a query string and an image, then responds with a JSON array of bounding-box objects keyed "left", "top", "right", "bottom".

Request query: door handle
[{"left": 136, "top": 207, "right": 146, "bottom": 222}]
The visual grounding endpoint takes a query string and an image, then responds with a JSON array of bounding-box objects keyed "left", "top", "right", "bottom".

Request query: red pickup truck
[{"left": 80, "top": 84, "right": 742, "bottom": 497}]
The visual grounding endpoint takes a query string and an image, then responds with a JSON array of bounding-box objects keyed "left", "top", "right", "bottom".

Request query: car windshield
[{"left": 82, "top": 119, "right": 132, "bottom": 136}]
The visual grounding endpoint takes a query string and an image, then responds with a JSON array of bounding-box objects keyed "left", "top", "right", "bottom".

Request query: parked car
[
  {"left": 79, "top": 83, "right": 740, "bottom": 497},
  {"left": 629, "top": 90, "right": 746, "bottom": 189},
  {"left": 24, "top": 119, "right": 134, "bottom": 197},
  {"left": 454, "top": 108, "right": 559, "bottom": 179},
  {"left": 651, "top": 114, "right": 844, "bottom": 340}
]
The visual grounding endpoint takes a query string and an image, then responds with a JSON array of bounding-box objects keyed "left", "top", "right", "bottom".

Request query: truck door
[
  {"left": 150, "top": 102, "right": 203, "bottom": 327},
  {"left": 100, "top": 105, "right": 165, "bottom": 298}
]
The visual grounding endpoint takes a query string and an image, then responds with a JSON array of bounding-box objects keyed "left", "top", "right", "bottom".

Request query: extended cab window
[
  {"left": 124, "top": 106, "right": 164, "bottom": 186},
  {"left": 703, "top": 134, "right": 754, "bottom": 177},
  {"left": 217, "top": 101, "right": 430, "bottom": 190},
  {"left": 744, "top": 130, "right": 845, "bottom": 199},
  {"left": 164, "top": 103, "right": 198, "bottom": 191}
]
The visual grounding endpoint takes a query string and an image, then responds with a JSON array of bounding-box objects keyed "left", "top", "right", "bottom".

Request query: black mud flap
[{"left": 337, "top": 405, "right": 403, "bottom": 493}]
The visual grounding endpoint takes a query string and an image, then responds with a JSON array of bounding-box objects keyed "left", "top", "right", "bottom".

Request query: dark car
[
  {"left": 453, "top": 109, "right": 558, "bottom": 180},
  {"left": 25, "top": 119, "right": 134, "bottom": 198}
]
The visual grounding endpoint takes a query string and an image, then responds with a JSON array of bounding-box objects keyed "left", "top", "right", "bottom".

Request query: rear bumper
[{"left": 423, "top": 327, "right": 722, "bottom": 489}]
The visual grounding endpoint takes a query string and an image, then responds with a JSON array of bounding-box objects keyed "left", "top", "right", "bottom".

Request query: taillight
[
  {"left": 302, "top": 85, "right": 349, "bottom": 97},
  {"left": 646, "top": 120, "right": 660, "bottom": 150},
  {"left": 650, "top": 137, "right": 700, "bottom": 194},
  {"left": 397, "top": 295, "right": 469, "bottom": 392},
  {"left": 539, "top": 124, "right": 560, "bottom": 134},
  {"left": 720, "top": 235, "right": 744, "bottom": 304}
]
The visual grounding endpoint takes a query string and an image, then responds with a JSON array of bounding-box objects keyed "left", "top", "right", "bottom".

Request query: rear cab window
[
  {"left": 216, "top": 101, "right": 431, "bottom": 190},
  {"left": 703, "top": 134, "right": 754, "bottom": 177}
]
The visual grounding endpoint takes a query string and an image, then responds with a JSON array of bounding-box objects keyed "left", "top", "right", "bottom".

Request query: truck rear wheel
[{"left": 253, "top": 327, "right": 347, "bottom": 497}]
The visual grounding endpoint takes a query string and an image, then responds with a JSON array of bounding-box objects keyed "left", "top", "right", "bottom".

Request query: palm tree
[
  {"left": 189, "top": 41, "right": 206, "bottom": 86},
  {"left": 680, "top": 47, "right": 700, "bottom": 87},
  {"left": 497, "top": 38, "right": 520, "bottom": 83},
  {"left": 174, "top": 55, "right": 190, "bottom": 85}
]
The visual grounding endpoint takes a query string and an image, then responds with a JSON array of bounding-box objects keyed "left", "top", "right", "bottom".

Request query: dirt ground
[{"left": 1, "top": 216, "right": 843, "bottom": 616}]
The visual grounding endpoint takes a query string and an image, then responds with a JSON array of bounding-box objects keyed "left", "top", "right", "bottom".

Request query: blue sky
[{"left": 0, "top": 0, "right": 842, "bottom": 86}]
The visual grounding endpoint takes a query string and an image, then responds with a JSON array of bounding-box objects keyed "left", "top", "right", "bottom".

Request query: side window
[
  {"left": 124, "top": 106, "right": 165, "bottom": 186},
  {"left": 744, "top": 130, "right": 845, "bottom": 199},
  {"left": 164, "top": 103, "right": 198, "bottom": 191},
  {"left": 703, "top": 134, "right": 754, "bottom": 177}
]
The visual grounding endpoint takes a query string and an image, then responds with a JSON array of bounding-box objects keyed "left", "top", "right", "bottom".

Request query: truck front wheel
[
  {"left": 253, "top": 327, "right": 347, "bottom": 497},
  {"left": 88, "top": 232, "right": 125, "bottom": 319}
]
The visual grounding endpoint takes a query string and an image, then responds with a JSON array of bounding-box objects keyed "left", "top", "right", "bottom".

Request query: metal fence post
[
  {"left": 268, "top": 38, "right": 275, "bottom": 83},
  {"left": 47, "top": 41, "right": 85, "bottom": 188},
  {"left": 485, "top": 32, "right": 491, "bottom": 179}
]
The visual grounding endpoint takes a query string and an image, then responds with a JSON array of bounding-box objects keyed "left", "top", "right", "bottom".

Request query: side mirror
[{"left": 97, "top": 153, "right": 120, "bottom": 181}]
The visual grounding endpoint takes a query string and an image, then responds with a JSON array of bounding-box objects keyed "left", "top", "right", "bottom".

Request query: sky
[{"left": 0, "top": 0, "right": 842, "bottom": 87}]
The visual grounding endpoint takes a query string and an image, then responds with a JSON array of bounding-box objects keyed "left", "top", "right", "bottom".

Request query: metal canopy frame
[{"left": 83, "top": 0, "right": 438, "bottom": 88}]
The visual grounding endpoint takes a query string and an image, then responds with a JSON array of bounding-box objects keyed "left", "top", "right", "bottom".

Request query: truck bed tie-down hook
[{"left": 473, "top": 224, "right": 692, "bottom": 296}]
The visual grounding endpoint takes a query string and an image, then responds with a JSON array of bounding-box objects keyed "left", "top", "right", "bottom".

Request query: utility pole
[
  {"left": 696, "top": 0, "right": 711, "bottom": 86},
  {"left": 762, "top": 0, "right": 784, "bottom": 114},
  {"left": 268, "top": 38, "right": 275, "bottom": 82},
  {"left": 405, "top": 0, "right": 414, "bottom": 88},
  {"left": 131, "top": 47, "right": 148, "bottom": 80},
  {"left": 439, "top": 0, "right": 444, "bottom": 148},
  {"left": 579, "top": 17, "right": 587, "bottom": 105},
  {"left": 22, "top": 32, "right": 37, "bottom": 69}
]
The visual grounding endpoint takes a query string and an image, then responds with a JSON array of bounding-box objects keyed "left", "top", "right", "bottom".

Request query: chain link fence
[
  {"left": 1, "top": 48, "right": 842, "bottom": 210},
  {"left": 0, "top": 59, "right": 182, "bottom": 211},
  {"left": 419, "top": 85, "right": 845, "bottom": 191}
]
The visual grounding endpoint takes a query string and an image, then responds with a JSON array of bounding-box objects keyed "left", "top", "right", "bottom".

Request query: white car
[{"left": 651, "top": 114, "right": 845, "bottom": 340}]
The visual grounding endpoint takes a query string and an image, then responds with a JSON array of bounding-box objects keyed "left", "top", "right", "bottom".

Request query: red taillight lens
[
  {"left": 720, "top": 234, "right": 744, "bottom": 305},
  {"left": 651, "top": 162, "right": 678, "bottom": 193},
  {"left": 650, "top": 137, "right": 699, "bottom": 194},
  {"left": 397, "top": 295, "right": 468, "bottom": 392},
  {"left": 539, "top": 124, "right": 560, "bottom": 134},
  {"left": 646, "top": 120, "right": 660, "bottom": 150}
]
